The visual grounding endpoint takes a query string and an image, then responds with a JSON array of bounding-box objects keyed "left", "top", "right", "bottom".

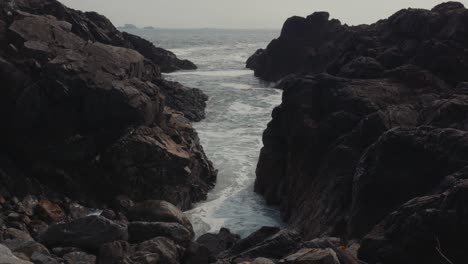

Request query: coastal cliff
[{"left": 253, "top": 2, "right": 468, "bottom": 263}]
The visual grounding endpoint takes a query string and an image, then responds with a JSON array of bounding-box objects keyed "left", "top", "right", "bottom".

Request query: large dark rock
[
  {"left": 10, "top": 0, "right": 196, "bottom": 74},
  {"left": 359, "top": 177, "right": 468, "bottom": 264},
  {"left": 122, "top": 32, "right": 197, "bottom": 72},
  {"left": 99, "top": 237, "right": 182, "bottom": 264},
  {"left": 40, "top": 216, "right": 128, "bottom": 251},
  {"left": 0, "top": 0, "right": 216, "bottom": 210},
  {"left": 127, "top": 200, "right": 194, "bottom": 233},
  {"left": 128, "top": 221, "right": 193, "bottom": 244},
  {"left": 219, "top": 228, "right": 301, "bottom": 262},
  {"left": 247, "top": 2, "right": 468, "bottom": 85},
  {"left": 252, "top": 2, "right": 468, "bottom": 263},
  {"left": 196, "top": 228, "right": 240, "bottom": 256}
]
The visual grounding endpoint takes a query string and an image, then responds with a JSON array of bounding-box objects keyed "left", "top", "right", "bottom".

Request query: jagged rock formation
[
  {"left": 0, "top": 0, "right": 216, "bottom": 210},
  {"left": 247, "top": 2, "right": 468, "bottom": 84},
  {"left": 253, "top": 2, "right": 468, "bottom": 263}
]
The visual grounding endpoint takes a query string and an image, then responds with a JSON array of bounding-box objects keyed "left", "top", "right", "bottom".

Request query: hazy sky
[{"left": 58, "top": 0, "right": 467, "bottom": 29}]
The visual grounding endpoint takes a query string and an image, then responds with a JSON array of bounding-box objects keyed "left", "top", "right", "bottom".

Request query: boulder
[
  {"left": 63, "top": 251, "right": 97, "bottom": 264},
  {"left": 282, "top": 248, "right": 340, "bottom": 264},
  {"left": 0, "top": 244, "right": 33, "bottom": 264},
  {"left": 127, "top": 200, "right": 193, "bottom": 232},
  {"left": 220, "top": 229, "right": 301, "bottom": 261},
  {"left": 99, "top": 241, "right": 132, "bottom": 264},
  {"left": 196, "top": 228, "right": 240, "bottom": 256},
  {"left": 0, "top": 0, "right": 216, "bottom": 212},
  {"left": 359, "top": 177, "right": 468, "bottom": 264},
  {"left": 128, "top": 221, "right": 193, "bottom": 244},
  {"left": 37, "top": 199, "right": 65, "bottom": 223},
  {"left": 6, "top": 240, "right": 49, "bottom": 259},
  {"left": 30, "top": 252, "right": 62, "bottom": 264},
  {"left": 182, "top": 242, "right": 214, "bottom": 264},
  {"left": 40, "top": 216, "right": 128, "bottom": 250},
  {"left": 133, "top": 237, "right": 181, "bottom": 264},
  {"left": 122, "top": 32, "right": 197, "bottom": 72}
]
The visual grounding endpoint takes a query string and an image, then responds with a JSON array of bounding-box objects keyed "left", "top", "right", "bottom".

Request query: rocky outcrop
[
  {"left": 9, "top": 0, "right": 196, "bottom": 73},
  {"left": 253, "top": 2, "right": 468, "bottom": 263},
  {"left": 122, "top": 32, "right": 197, "bottom": 72},
  {"left": 247, "top": 2, "right": 468, "bottom": 84},
  {"left": 0, "top": 0, "right": 216, "bottom": 212}
]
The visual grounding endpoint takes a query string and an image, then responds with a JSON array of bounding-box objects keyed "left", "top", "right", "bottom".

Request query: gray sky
[{"left": 58, "top": 0, "right": 467, "bottom": 29}]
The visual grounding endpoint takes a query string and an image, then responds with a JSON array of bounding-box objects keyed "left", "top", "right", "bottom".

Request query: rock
[
  {"left": 101, "top": 209, "right": 117, "bottom": 220},
  {"left": 220, "top": 227, "right": 281, "bottom": 259},
  {"left": 37, "top": 199, "right": 65, "bottom": 223},
  {"left": 282, "top": 248, "right": 340, "bottom": 264},
  {"left": 122, "top": 32, "right": 197, "bottom": 72},
  {"left": 182, "top": 242, "right": 214, "bottom": 264},
  {"left": 220, "top": 229, "right": 301, "bottom": 261},
  {"left": 63, "top": 251, "right": 97, "bottom": 264},
  {"left": 133, "top": 237, "right": 181, "bottom": 264},
  {"left": 127, "top": 200, "right": 193, "bottom": 233},
  {"left": 128, "top": 221, "right": 193, "bottom": 244},
  {"left": 359, "top": 177, "right": 468, "bottom": 264},
  {"left": 40, "top": 215, "right": 128, "bottom": 250},
  {"left": 252, "top": 258, "right": 275, "bottom": 264},
  {"left": 2, "top": 228, "right": 33, "bottom": 242},
  {"left": 52, "top": 247, "right": 83, "bottom": 257},
  {"left": 196, "top": 228, "right": 240, "bottom": 256},
  {"left": 248, "top": 2, "right": 468, "bottom": 84},
  {"left": 7, "top": 240, "right": 50, "bottom": 259},
  {"left": 98, "top": 241, "right": 132, "bottom": 264},
  {"left": 0, "top": 243, "right": 33, "bottom": 264},
  {"left": 152, "top": 78, "right": 208, "bottom": 122},
  {"left": 30, "top": 252, "right": 62, "bottom": 264},
  {"left": 18, "top": 195, "right": 37, "bottom": 216},
  {"left": 68, "top": 203, "right": 95, "bottom": 219},
  {"left": 249, "top": 2, "right": 468, "bottom": 263},
  {"left": 246, "top": 12, "right": 350, "bottom": 81},
  {"left": 28, "top": 220, "right": 49, "bottom": 240},
  {"left": 432, "top": 2, "right": 465, "bottom": 12},
  {"left": 303, "top": 238, "right": 340, "bottom": 249},
  {"left": 338, "top": 56, "right": 384, "bottom": 79},
  {"left": 349, "top": 127, "right": 468, "bottom": 237},
  {"left": 0, "top": 0, "right": 216, "bottom": 213}
]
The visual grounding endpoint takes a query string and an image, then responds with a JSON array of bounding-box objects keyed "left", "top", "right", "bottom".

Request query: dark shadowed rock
[
  {"left": 248, "top": 2, "right": 468, "bottom": 84},
  {"left": 122, "top": 32, "right": 197, "bottom": 72},
  {"left": 359, "top": 177, "right": 468, "bottom": 264},
  {"left": 128, "top": 221, "right": 193, "bottom": 244},
  {"left": 251, "top": 2, "right": 468, "bottom": 263},
  {"left": 0, "top": 0, "right": 216, "bottom": 211},
  {"left": 99, "top": 241, "right": 132, "bottom": 264},
  {"left": 127, "top": 200, "right": 193, "bottom": 233},
  {"left": 37, "top": 199, "right": 65, "bottom": 223},
  {"left": 63, "top": 251, "right": 96, "bottom": 264},
  {"left": 196, "top": 228, "right": 240, "bottom": 256},
  {"left": 0, "top": 244, "right": 33, "bottom": 264},
  {"left": 134, "top": 237, "right": 181, "bottom": 264},
  {"left": 40, "top": 216, "right": 128, "bottom": 250},
  {"left": 182, "top": 241, "right": 214, "bottom": 264},
  {"left": 282, "top": 248, "right": 340, "bottom": 264},
  {"left": 220, "top": 229, "right": 301, "bottom": 261}
]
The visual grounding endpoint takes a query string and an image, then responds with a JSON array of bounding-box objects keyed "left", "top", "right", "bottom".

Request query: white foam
[{"left": 167, "top": 70, "right": 252, "bottom": 77}]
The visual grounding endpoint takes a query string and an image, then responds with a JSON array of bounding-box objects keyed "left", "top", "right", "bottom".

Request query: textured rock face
[
  {"left": 247, "top": 2, "right": 468, "bottom": 83},
  {"left": 40, "top": 216, "right": 128, "bottom": 250},
  {"left": 10, "top": 0, "right": 195, "bottom": 74},
  {"left": 253, "top": 2, "right": 468, "bottom": 263},
  {"left": 0, "top": 0, "right": 216, "bottom": 210}
]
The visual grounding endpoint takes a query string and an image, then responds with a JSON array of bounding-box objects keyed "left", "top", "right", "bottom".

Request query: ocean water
[{"left": 126, "top": 28, "right": 283, "bottom": 237}]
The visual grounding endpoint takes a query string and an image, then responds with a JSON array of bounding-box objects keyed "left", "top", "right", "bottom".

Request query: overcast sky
[{"left": 58, "top": 0, "right": 467, "bottom": 29}]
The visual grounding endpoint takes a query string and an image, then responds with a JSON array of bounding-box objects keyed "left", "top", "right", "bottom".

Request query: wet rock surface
[{"left": 252, "top": 2, "right": 468, "bottom": 264}]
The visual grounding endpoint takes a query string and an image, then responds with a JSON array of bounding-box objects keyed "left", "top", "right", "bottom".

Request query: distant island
[{"left": 118, "top": 24, "right": 157, "bottom": 30}]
